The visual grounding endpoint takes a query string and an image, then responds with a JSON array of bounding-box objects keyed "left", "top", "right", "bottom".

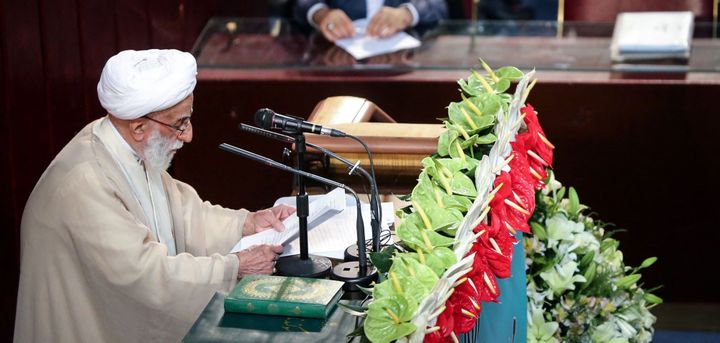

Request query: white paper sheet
[
  {"left": 274, "top": 193, "right": 394, "bottom": 259},
  {"left": 334, "top": 19, "right": 421, "bottom": 60},
  {"left": 229, "top": 188, "right": 346, "bottom": 253}
]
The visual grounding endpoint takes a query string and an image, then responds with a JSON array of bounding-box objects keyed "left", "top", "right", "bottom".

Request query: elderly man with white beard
[{"left": 14, "top": 49, "right": 294, "bottom": 343}]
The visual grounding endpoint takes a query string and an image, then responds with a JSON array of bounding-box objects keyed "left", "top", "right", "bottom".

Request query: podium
[{"left": 304, "top": 96, "right": 446, "bottom": 194}]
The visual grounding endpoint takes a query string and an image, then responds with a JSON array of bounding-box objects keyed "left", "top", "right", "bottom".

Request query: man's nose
[{"left": 179, "top": 124, "right": 193, "bottom": 143}]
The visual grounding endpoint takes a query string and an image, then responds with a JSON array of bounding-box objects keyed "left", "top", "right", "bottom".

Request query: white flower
[
  {"left": 546, "top": 214, "right": 584, "bottom": 248},
  {"left": 542, "top": 172, "right": 562, "bottom": 195},
  {"left": 539, "top": 259, "right": 586, "bottom": 296},
  {"left": 528, "top": 304, "right": 559, "bottom": 343},
  {"left": 636, "top": 328, "right": 653, "bottom": 343},
  {"left": 600, "top": 246, "right": 624, "bottom": 273},
  {"left": 573, "top": 231, "right": 600, "bottom": 254},
  {"left": 591, "top": 321, "right": 630, "bottom": 343}
]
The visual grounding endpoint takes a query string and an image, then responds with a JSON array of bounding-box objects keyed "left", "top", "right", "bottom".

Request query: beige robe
[{"left": 15, "top": 119, "right": 248, "bottom": 343}]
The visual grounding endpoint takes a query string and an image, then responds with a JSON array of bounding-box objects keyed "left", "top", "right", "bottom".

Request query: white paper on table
[
  {"left": 275, "top": 193, "right": 395, "bottom": 259},
  {"left": 334, "top": 19, "right": 421, "bottom": 60},
  {"left": 229, "top": 188, "right": 346, "bottom": 253},
  {"left": 610, "top": 11, "right": 693, "bottom": 61}
]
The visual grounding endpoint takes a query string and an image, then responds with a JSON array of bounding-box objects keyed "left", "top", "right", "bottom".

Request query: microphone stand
[
  {"left": 239, "top": 124, "right": 384, "bottom": 258},
  {"left": 277, "top": 130, "right": 332, "bottom": 277},
  {"left": 219, "top": 143, "right": 376, "bottom": 286}
]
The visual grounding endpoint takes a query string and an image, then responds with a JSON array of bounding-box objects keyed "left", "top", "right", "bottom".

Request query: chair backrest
[{"left": 564, "top": 0, "right": 715, "bottom": 22}]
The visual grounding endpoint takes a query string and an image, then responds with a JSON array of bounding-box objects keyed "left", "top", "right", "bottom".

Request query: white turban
[{"left": 97, "top": 49, "right": 197, "bottom": 120}]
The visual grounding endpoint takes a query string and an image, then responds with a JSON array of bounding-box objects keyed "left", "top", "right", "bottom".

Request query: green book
[{"left": 224, "top": 275, "right": 344, "bottom": 319}]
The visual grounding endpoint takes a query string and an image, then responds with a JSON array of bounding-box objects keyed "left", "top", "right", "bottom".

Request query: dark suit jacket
[{"left": 293, "top": 0, "right": 448, "bottom": 29}]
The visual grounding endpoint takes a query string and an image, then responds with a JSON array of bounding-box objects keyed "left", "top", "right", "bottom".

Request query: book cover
[{"left": 224, "top": 275, "right": 344, "bottom": 319}]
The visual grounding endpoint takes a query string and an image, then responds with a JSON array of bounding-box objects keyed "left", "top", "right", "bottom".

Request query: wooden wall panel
[
  {"left": 148, "top": 0, "right": 186, "bottom": 48},
  {"left": 1, "top": 0, "right": 48, "bottom": 340},
  {"left": 115, "top": 0, "right": 152, "bottom": 50},
  {"left": 77, "top": 0, "right": 120, "bottom": 122},
  {"left": 40, "top": 0, "right": 87, "bottom": 152}
]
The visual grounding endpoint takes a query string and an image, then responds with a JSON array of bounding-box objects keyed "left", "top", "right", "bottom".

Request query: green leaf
[
  {"left": 370, "top": 246, "right": 396, "bottom": 274},
  {"left": 529, "top": 222, "right": 547, "bottom": 241},
  {"left": 568, "top": 187, "right": 580, "bottom": 218},
  {"left": 578, "top": 251, "right": 595, "bottom": 269},
  {"left": 600, "top": 238, "right": 619, "bottom": 253},
  {"left": 337, "top": 301, "right": 368, "bottom": 314},
  {"left": 582, "top": 263, "right": 596, "bottom": 286}
]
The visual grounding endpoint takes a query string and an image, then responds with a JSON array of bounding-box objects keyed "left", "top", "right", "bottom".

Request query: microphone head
[{"left": 254, "top": 108, "right": 275, "bottom": 129}]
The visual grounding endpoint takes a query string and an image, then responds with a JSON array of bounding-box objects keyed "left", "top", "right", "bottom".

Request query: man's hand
[
  {"left": 367, "top": 6, "right": 413, "bottom": 38},
  {"left": 243, "top": 204, "right": 296, "bottom": 236},
  {"left": 236, "top": 244, "right": 284, "bottom": 277},
  {"left": 313, "top": 8, "right": 355, "bottom": 42}
]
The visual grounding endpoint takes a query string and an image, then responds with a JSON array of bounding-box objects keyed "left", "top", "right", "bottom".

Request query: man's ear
[{"left": 128, "top": 118, "right": 147, "bottom": 143}]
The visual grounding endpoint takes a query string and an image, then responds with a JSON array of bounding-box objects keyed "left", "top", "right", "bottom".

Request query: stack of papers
[
  {"left": 610, "top": 11, "right": 694, "bottom": 62},
  {"left": 334, "top": 19, "right": 421, "bottom": 60},
  {"left": 231, "top": 188, "right": 394, "bottom": 259}
]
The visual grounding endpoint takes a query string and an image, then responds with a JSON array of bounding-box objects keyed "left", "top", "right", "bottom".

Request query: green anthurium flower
[
  {"left": 413, "top": 171, "right": 473, "bottom": 213},
  {"left": 494, "top": 66, "right": 524, "bottom": 80},
  {"left": 392, "top": 256, "right": 439, "bottom": 291},
  {"left": 364, "top": 294, "right": 418, "bottom": 343},
  {"left": 450, "top": 171, "right": 477, "bottom": 198},
  {"left": 431, "top": 246, "right": 457, "bottom": 265},
  {"left": 412, "top": 195, "right": 464, "bottom": 232},
  {"left": 472, "top": 93, "right": 502, "bottom": 117},
  {"left": 396, "top": 217, "right": 455, "bottom": 252},
  {"left": 437, "top": 127, "right": 458, "bottom": 157}
]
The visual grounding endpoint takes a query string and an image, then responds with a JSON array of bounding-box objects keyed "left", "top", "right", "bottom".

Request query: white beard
[{"left": 143, "top": 129, "right": 183, "bottom": 172}]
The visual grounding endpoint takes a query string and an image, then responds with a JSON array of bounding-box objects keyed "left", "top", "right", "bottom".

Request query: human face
[
  {"left": 141, "top": 95, "right": 194, "bottom": 170},
  {"left": 144, "top": 94, "right": 194, "bottom": 144},
  {"left": 143, "top": 129, "right": 182, "bottom": 171}
]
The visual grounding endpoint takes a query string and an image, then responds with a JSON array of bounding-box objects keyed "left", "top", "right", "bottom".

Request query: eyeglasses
[{"left": 144, "top": 115, "right": 191, "bottom": 135}]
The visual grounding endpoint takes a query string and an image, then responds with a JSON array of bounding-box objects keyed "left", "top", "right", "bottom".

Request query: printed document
[
  {"left": 335, "top": 19, "right": 421, "bottom": 60},
  {"left": 230, "top": 188, "right": 346, "bottom": 252}
]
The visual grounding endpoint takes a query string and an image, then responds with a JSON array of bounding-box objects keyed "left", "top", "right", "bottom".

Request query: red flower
[
  {"left": 519, "top": 104, "right": 554, "bottom": 167},
  {"left": 423, "top": 302, "right": 456, "bottom": 343},
  {"left": 467, "top": 253, "right": 501, "bottom": 303}
]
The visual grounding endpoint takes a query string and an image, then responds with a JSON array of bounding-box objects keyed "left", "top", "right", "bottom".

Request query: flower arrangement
[
  {"left": 526, "top": 172, "right": 662, "bottom": 343},
  {"left": 341, "top": 62, "right": 660, "bottom": 343}
]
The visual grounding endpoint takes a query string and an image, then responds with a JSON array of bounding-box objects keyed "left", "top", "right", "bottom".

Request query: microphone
[
  {"left": 240, "top": 123, "right": 368, "bottom": 178},
  {"left": 218, "top": 143, "right": 373, "bottom": 276},
  {"left": 239, "top": 124, "right": 385, "bottom": 255},
  {"left": 255, "top": 108, "right": 347, "bottom": 137}
]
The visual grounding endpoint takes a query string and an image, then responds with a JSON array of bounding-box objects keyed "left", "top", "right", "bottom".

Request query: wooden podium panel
[{"left": 304, "top": 98, "right": 445, "bottom": 194}]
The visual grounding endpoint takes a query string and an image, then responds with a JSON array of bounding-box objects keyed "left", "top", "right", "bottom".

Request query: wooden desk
[{"left": 174, "top": 18, "right": 720, "bottom": 304}]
